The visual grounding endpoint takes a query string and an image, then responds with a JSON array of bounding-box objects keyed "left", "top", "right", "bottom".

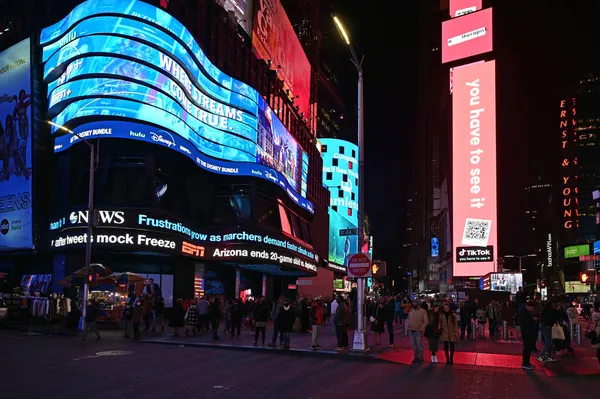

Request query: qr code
[{"left": 461, "top": 218, "right": 491, "bottom": 247}]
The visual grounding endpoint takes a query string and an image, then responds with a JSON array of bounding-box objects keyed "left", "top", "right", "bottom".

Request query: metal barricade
[
  {"left": 404, "top": 322, "right": 408, "bottom": 337},
  {"left": 471, "top": 320, "right": 477, "bottom": 340},
  {"left": 502, "top": 320, "right": 508, "bottom": 340},
  {"left": 575, "top": 324, "right": 581, "bottom": 345}
]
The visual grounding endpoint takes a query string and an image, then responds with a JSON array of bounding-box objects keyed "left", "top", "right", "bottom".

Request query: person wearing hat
[{"left": 407, "top": 300, "right": 429, "bottom": 363}]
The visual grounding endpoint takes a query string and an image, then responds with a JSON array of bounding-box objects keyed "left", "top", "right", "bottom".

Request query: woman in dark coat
[
  {"left": 253, "top": 297, "right": 270, "bottom": 346},
  {"left": 276, "top": 300, "right": 295, "bottom": 349},
  {"left": 169, "top": 298, "right": 185, "bottom": 336}
]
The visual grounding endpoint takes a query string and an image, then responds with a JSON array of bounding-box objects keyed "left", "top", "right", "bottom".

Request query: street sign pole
[{"left": 348, "top": 253, "right": 370, "bottom": 351}]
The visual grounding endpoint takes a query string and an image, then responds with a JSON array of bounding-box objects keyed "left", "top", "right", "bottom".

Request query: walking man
[{"left": 407, "top": 300, "right": 428, "bottom": 363}]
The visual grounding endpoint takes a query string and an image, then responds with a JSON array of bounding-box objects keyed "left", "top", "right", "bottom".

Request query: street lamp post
[
  {"left": 48, "top": 121, "right": 96, "bottom": 332},
  {"left": 333, "top": 15, "right": 368, "bottom": 351}
]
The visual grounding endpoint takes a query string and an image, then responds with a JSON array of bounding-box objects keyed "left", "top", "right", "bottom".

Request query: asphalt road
[{"left": 1, "top": 330, "right": 597, "bottom": 399}]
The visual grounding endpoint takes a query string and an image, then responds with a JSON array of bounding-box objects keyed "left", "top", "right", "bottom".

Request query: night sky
[{"left": 331, "top": 0, "right": 600, "bottom": 279}]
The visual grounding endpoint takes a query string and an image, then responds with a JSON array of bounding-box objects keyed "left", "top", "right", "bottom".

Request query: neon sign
[{"left": 559, "top": 98, "right": 578, "bottom": 230}]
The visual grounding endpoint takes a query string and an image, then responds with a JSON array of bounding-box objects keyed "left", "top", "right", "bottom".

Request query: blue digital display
[
  {"left": 328, "top": 210, "right": 358, "bottom": 266},
  {"left": 431, "top": 237, "right": 439, "bottom": 257},
  {"left": 52, "top": 120, "right": 314, "bottom": 214},
  {"left": 41, "top": 0, "right": 311, "bottom": 210}
]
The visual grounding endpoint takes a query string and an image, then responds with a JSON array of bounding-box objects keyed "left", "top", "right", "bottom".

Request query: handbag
[{"left": 551, "top": 323, "right": 565, "bottom": 340}]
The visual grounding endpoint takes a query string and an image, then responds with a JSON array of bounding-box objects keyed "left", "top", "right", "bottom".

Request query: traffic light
[
  {"left": 541, "top": 279, "right": 547, "bottom": 288},
  {"left": 580, "top": 272, "right": 590, "bottom": 284}
]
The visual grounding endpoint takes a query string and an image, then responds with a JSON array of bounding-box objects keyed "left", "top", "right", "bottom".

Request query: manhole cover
[{"left": 95, "top": 350, "right": 132, "bottom": 356}]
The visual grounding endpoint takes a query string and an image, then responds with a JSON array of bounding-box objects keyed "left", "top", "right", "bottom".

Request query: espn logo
[{"left": 182, "top": 241, "right": 205, "bottom": 257}]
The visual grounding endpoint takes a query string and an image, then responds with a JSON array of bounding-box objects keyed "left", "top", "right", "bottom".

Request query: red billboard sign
[
  {"left": 347, "top": 253, "right": 371, "bottom": 278},
  {"left": 442, "top": 8, "right": 493, "bottom": 64},
  {"left": 252, "top": 0, "right": 311, "bottom": 121},
  {"left": 452, "top": 61, "right": 497, "bottom": 277},
  {"left": 449, "top": 0, "right": 482, "bottom": 18}
]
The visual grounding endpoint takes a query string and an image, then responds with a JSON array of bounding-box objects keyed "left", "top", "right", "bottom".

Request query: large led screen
[
  {"left": 0, "top": 39, "right": 33, "bottom": 251},
  {"left": 449, "top": 0, "right": 482, "bottom": 18},
  {"left": 442, "top": 8, "right": 493, "bottom": 64},
  {"left": 329, "top": 210, "right": 358, "bottom": 266},
  {"left": 40, "top": 0, "right": 312, "bottom": 213},
  {"left": 320, "top": 139, "right": 359, "bottom": 226},
  {"left": 252, "top": 0, "right": 311, "bottom": 121},
  {"left": 452, "top": 61, "right": 497, "bottom": 276}
]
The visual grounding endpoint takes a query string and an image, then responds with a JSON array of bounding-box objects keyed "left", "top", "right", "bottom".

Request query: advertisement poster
[
  {"left": 442, "top": 8, "right": 493, "bottom": 64},
  {"left": 40, "top": 0, "right": 311, "bottom": 210},
  {"left": 252, "top": 0, "right": 311, "bottom": 120},
  {"left": 449, "top": 0, "right": 482, "bottom": 18},
  {"left": 329, "top": 210, "right": 358, "bottom": 266},
  {"left": 452, "top": 61, "right": 497, "bottom": 276},
  {"left": 0, "top": 38, "right": 33, "bottom": 251}
]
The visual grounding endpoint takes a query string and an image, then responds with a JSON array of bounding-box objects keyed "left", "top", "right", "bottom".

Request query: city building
[{"left": 0, "top": 0, "right": 333, "bottom": 303}]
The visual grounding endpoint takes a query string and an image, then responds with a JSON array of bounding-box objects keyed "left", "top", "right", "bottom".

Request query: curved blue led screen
[{"left": 41, "top": 0, "right": 312, "bottom": 213}]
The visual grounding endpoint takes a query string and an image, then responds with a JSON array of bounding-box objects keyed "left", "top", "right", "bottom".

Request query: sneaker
[
  {"left": 521, "top": 364, "right": 535, "bottom": 370},
  {"left": 537, "top": 356, "right": 546, "bottom": 362},
  {"left": 388, "top": 343, "right": 395, "bottom": 348},
  {"left": 316, "top": 345, "right": 323, "bottom": 349},
  {"left": 335, "top": 347, "right": 344, "bottom": 351},
  {"left": 545, "top": 357, "right": 556, "bottom": 362},
  {"left": 433, "top": 355, "right": 438, "bottom": 363},
  {"left": 311, "top": 345, "right": 317, "bottom": 350}
]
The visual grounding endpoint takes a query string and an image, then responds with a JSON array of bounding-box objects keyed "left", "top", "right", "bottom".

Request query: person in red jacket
[{"left": 310, "top": 299, "right": 324, "bottom": 350}]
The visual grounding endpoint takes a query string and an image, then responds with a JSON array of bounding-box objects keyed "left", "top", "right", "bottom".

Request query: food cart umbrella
[
  {"left": 57, "top": 275, "right": 115, "bottom": 287},
  {"left": 107, "top": 272, "right": 147, "bottom": 285},
  {"left": 72, "top": 263, "right": 112, "bottom": 279}
]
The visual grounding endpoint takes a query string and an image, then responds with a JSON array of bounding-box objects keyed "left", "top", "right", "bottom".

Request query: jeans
[
  {"left": 271, "top": 324, "right": 282, "bottom": 344},
  {"left": 409, "top": 330, "right": 424, "bottom": 360},
  {"left": 522, "top": 333, "right": 536, "bottom": 365},
  {"left": 540, "top": 325, "right": 552, "bottom": 357},
  {"left": 133, "top": 322, "right": 141, "bottom": 339},
  {"left": 212, "top": 320, "right": 220, "bottom": 340},
  {"left": 82, "top": 320, "right": 101, "bottom": 341},
  {"left": 460, "top": 321, "right": 471, "bottom": 338},
  {"left": 488, "top": 319, "right": 497, "bottom": 337},
  {"left": 231, "top": 319, "right": 241, "bottom": 337},
  {"left": 311, "top": 324, "right": 320, "bottom": 346},
  {"left": 386, "top": 319, "right": 395, "bottom": 344},
  {"left": 254, "top": 327, "right": 266, "bottom": 344},
  {"left": 335, "top": 325, "right": 347, "bottom": 348},
  {"left": 395, "top": 311, "right": 403, "bottom": 324},
  {"left": 281, "top": 331, "right": 291, "bottom": 346}
]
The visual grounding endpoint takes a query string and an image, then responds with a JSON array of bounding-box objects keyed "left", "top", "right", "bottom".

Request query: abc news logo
[
  {"left": 0, "top": 219, "right": 9, "bottom": 235},
  {"left": 69, "top": 210, "right": 125, "bottom": 226}
]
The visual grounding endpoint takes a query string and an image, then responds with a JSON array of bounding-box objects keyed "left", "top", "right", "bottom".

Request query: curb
[
  {"left": 140, "top": 339, "right": 394, "bottom": 364},
  {"left": 1, "top": 324, "right": 77, "bottom": 337}
]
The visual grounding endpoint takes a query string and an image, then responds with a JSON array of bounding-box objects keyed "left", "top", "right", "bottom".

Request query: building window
[
  {"left": 332, "top": 205, "right": 338, "bottom": 212},
  {"left": 352, "top": 149, "right": 356, "bottom": 158},
  {"left": 326, "top": 172, "right": 333, "bottom": 180},
  {"left": 342, "top": 174, "right": 348, "bottom": 182},
  {"left": 339, "top": 146, "right": 345, "bottom": 154},
  {"left": 348, "top": 208, "right": 352, "bottom": 217},
  {"left": 351, "top": 192, "right": 355, "bottom": 200},
  {"left": 355, "top": 178, "right": 358, "bottom": 185},
  {"left": 338, "top": 189, "right": 343, "bottom": 198},
  {"left": 332, "top": 158, "right": 338, "bottom": 167},
  {"left": 322, "top": 145, "right": 328, "bottom": 153}
]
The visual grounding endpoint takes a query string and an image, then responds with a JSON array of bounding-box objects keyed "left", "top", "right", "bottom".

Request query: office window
[
  {"left": 332, "top": 158, "right": 338, "bottom": 166},
  {"left": 332, "top": 206, "right": 338, "bottom": 212},
  {"left": 348, "top": 208, "right": 353, "bottom": 217},
  {"left": 355, "top": 178, "right": 358, "bottom": 185},
  {"left": 338, "top": 190, "right": 343, "bottom": 198},
  {"left": 342, "top": 174, "right": 348, "bottom": 182},
  {"left": 339, "top": 146, "right": 345, "bottom": 154},
  {"left": 322, "top": 145, "right": 328, "bottom": 153},
  {"left": 351, "top": 192, "right": 355, "bottom": 200},
  {"left": 352, "top": 149, "right": 356, "bottom": 158},
  {"left": 326, "top": 172, "right": 333, "bottom": 180}
]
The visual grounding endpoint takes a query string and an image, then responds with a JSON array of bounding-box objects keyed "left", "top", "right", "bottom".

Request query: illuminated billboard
[
  {"left": 449, "top": 0, "right": 482, "bottom": 18},
  {"left": 452, "top": 60, "right": 497, "bottom": 276},
  {"left": 215, "top": 0, "right": 254, "bottom": 36},
  {"left": 329, "top": 210, "right": 358, "bottom": 266},
  {"left": 320, "top": 139, "right": 359, "bottom": 226},
  {"left": 40, "top": 0, "right": 312, "bottom": 213},
  {"left": 0, "top": 38, "right": 33, "bottom": 251},
  {"left": 482, "top": 273, "right": 522, "bottom": 294},
  {"left": 564, "top": 244, "right": 589, "bottom": 259},
  {"left": 442, "top": 8, "right": 493, "bottom": 64},
  {"left": 252, "top": 0, "right": 311, "bottom": 121}
]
